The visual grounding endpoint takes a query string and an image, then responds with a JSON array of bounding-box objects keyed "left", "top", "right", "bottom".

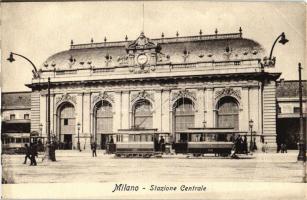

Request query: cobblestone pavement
[{"left": 2, "top": 150, "right": 305, "bottom": 184}]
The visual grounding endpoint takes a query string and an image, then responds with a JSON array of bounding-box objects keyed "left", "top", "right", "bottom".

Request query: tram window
[
  {"left": 16, "top": 138, "right": 22, "bottom": 143},
  {"left": 22, "top": 138, "right": 30, "bottom": 143},
  {"left": 129, "top": 135, "right": 134, "bottom": 142},
  {"left": 147, "top": 135, "right": 153, "bottom": 142},
  {"left": 135, "top": 135, "right": 141, "bottom": 142},
  {"left": 141, "top": 135, "right": 146, "bottom": 142},
  {"left": 116, "top": 135, "right": 122, "bottom": 142},
  {"left": 10, "top": 114, "right": 16, "bottom": 120}
]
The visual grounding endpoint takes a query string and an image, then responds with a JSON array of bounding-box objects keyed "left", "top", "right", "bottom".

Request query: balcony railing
[
  {"left": 70, "top": 33, "right": 242, "bottom": 50},
  {"left": 39, "top": 59, "right": 261, "bottom": 80}
]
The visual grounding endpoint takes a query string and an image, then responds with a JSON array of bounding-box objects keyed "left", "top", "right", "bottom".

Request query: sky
[{"left": 1, "top": 1, "right": 306, "bottom": 92}]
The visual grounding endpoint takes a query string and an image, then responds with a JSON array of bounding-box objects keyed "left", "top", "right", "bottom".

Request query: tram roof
[
  {"left": 117, "top": 129, "right": 170, "bottom": 135},
  {"left": 177, "top": 128, "right": 248, "bottom": 134}
]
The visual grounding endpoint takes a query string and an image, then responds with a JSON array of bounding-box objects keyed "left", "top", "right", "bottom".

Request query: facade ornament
[
  {"left": 262, "top": 56, "right": 275, "bottom": 68},
  {"left": 182, "top": 48, "right": 190, "bottom": 63},
  {"left": 126, "top": 32, "right": 157, "bottom": 50},
  {"left": 171, "top": 89, "right": 196, "bottom": 102},
  {"left": 105, "top": 54, "right": 113, "bottom": 67},
  {"left": 117, "top": 55, "right": 129, "bottom": 65},
  {"left": 215, "top": 87, "right": 241, "bottom": 100},
  {"left": 131, "top": 90, "right": 154, "bottom": 103},
  {"left": 56, "top": 93, "right": 77, "bottom": 105},
  {"left": 92, "top": 91, "right": 114, "bottom": 105}
]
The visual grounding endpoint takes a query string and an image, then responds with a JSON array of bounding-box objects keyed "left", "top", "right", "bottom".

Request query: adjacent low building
[
  {"left": 276, "top": 79, "right": 307, "bottom": 149},
  {"left": 1, "top": 92, "right": 31, "bottom": 151}
]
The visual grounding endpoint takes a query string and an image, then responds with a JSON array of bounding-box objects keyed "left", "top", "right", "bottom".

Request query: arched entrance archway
[
  {"left": 216, "top": 96, "right": 239, "bottom": 130},
  {"left": 94, "top": 100, "right": 113, "bottom": 149},
  {"left": 57, "top": 102, "right": 75, "bottom": 149}
]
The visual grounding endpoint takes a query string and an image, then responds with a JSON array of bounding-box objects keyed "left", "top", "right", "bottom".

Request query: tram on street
[
  {"left": 114, "top": 128, "right": 170, "bottom": 158},
  {"left": 173, "top": 128, "right": 248, "bottom": 157}
]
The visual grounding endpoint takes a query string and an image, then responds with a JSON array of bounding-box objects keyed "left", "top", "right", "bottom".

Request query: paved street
[{"left": 2, "top": 150, "right": 305, "bottom": 184}]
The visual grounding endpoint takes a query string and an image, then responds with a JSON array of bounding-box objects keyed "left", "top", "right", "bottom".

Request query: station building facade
[{"left": 27, "top": 30, "right": 280, "bottom": 150}]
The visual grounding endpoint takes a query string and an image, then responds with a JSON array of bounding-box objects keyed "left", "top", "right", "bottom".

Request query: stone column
[
  {"left": 153, "top": 90, "right": 162, "bottom": 131},
  {"left": 205, "top": 88, "right": 214, "bottom": 128},
  {"left": 40, "top": 93, "right": 47, "bottom": 137},
  {"left": 113, "top": 91, "right": 121, "bottom": 132},
  {"left": 121, "top": 91, "right": 130, "bottom": 129},
  {"left": 195, "top": 88, "right": 205, "bottom": 128},
  {"left": 240, "top": 87, "right": 249, "bottom": 132},
  {"left": 161, "top": 89, "right": 170, "bottom": 133},
  {"left": 83, "top": 93, "right": 91, "bottom": 139}
]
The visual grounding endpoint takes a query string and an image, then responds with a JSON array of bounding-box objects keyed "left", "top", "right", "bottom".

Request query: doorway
[
  {"left": 63, "top": 134, "right": 72, "bottom": 150},
  {"left": 100, "top": 134, "right": 109, "bottom": 149}
]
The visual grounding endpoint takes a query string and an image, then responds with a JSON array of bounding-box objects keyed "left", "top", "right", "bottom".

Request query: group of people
[
  {"left": 277, "top": 143, "right": 288, "bottom": 153},
  {"left": 23, "top": 143, "right": 38, "bottom": 166},
  {"left": 233, "top": 135, "right": 249, "bottom": 154},
  {"left": 154, "top": 136, "right": 166, "bottom": 152}
]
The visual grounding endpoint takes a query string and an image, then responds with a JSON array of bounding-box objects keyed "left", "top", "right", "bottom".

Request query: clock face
[{"left": 137, "top": 54, "right": 148, "bottom": 65}]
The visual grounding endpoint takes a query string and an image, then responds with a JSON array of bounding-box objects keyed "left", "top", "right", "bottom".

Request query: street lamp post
[
  {"left": 7, "top": 52, "right": 56, "bottom": 161},
  {"left": 297, "top": 63, "right": 306, "bottom": 162},
  {"left": 7, "top": 52, "right": 39, "bottom": 78},
  {"left": 249, "top": 119, "right": 254, "bottom": 152},
  {"left": 268, "top": 32, "right": 289, "bottom": 61},
  {"left": 77, "top": 122, "right": 81, "bottom": 152}
]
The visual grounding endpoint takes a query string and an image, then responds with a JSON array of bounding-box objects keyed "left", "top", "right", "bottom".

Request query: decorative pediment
[
  {"left": 215, "top": 87, "right": 241, "bottom": 100},
  {"left": 92, "top": 91, "right": 114, "bottom": 104},
  {"left": 127, "top": 32, "right": 157, "bottom": 50},
  {"left": 56, "top": 93, "right": 76, "bottom": 105},
  {"left": 131, "top": 90, "right": 154, "bottom": 103},
  {"left": 171, "top": 90, "right": 196, "bottom": 102}
]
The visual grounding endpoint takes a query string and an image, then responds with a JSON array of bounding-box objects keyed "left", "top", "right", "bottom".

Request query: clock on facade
[{"left": 137, "top": 54, "right": 148, "bottom": 65}]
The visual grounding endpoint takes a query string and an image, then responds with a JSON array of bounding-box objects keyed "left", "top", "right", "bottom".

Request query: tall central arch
[
  {"left": 216, "top": 96, "right": 239, "bottom": 130},
  {"left": 94, "top": 100, "right": 113, "bottom": 149},
  {"left": 132, "top": 99, "right": 153, "bottom": 129},
  {"left": 173, "top": 97, "right": 195, "bottom": 142},
  {"left": 57, "top": 102, "right": 75, "bottom": 150}
]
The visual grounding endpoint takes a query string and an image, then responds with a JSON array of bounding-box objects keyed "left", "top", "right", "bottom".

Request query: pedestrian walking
[
  {"left": 262, "top": 142, "right": 268, "bottom": 153},
  {"left": 30, "top": 143, "right": 38, "bottom": 166},
  {"left": 23, "top": 144, "right": 31, "bottom": 164},
  {"left": 159, "top": 136, "right": 165, "bottom": 152},
  {"left": 253, "top": 138, "right": 257, "bottom": 151},
  {"left": 91, "top": 142, "right": 97, "bottom": 157},
  {"left": 243, "top": 135, "right": 248, "bottom": 154}
]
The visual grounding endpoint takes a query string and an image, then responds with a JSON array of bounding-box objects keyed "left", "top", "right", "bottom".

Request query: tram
[
  {"left": 114, "top": 128, "right": 170, "bottom": 158},
  {"left": 173, "top": 128, "right": 248, "bottom": 157}
]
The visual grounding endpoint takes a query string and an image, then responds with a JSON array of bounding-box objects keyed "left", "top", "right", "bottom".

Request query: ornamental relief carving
[
  {"left": 92, "top": 91, "right": 114, "bottom": 105},
  {"left": 131, "top": 90, "right": 155, "bottom": 104},
  {"left": 171, "top": 89, "right": 197, "bottom": 102},
  {"left": 56, "top": 93, "right": 77, "bottom": 105},
  {"left": 215, "top": 87, "right": 241, "bottom": 100}
]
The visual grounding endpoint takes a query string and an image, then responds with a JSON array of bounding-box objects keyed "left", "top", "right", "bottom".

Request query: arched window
[
  {"left": 95, "top": 101, "right": 113, "bottom": 133},
  {"left": 216, "top": 97, "right": 239, "bottom": 130},
  {"left": 133, "top": 99, "right": 153, "bottom": 129},
  {"left": 174, "top": 98, "right": 195, "bottom": 131}
]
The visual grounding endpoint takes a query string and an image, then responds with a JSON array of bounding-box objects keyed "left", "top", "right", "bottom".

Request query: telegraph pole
[
  {"left": 297, "top": 63, "right": 305, "bottom": 162},
  {"left": 45, "top": 77, "right": 56, "bottom": 161}
]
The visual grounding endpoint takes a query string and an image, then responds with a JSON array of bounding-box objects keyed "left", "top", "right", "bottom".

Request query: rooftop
[
  {"left": 1, "top": 92, "right": 31, "bottom": 110},
  {"left": 276, "top": 80, "right": 307, "bottom": 98},
  {"left": 40, "top": 29, "right": 265, "bottom": 71}
]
